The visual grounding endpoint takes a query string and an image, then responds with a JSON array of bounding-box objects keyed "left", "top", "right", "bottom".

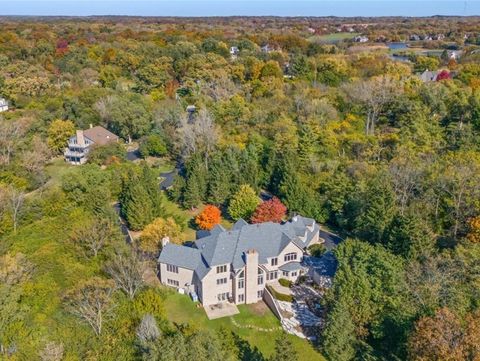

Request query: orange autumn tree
[{"left": 195, "top": 205, "right": 221, "bottom": 230}]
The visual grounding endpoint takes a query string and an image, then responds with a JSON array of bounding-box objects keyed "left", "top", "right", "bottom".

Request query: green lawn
[
  {"left": 308, "top": 32, "right": 359, "bottom": 43},
  {"left": 44, "top": 157, "right": 76, "bottom": 187},
  {"left": 163, "top": 290, "right": 325, "bottom": 360}
]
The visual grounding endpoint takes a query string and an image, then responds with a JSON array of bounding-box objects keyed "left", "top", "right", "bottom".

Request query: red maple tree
[
  {"left": 251, "top": 197, "right": 287, "bottom": 224},
  {"left": 436, "top": 70, "right": 451, "bottom": 81},
  {"left": 195, "top": 205, "right": 221, "bottom": 230}
]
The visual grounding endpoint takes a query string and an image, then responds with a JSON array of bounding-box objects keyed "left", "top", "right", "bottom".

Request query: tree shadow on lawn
[{"left": 234, "top": 334, "right": 266, "bottom": 361}]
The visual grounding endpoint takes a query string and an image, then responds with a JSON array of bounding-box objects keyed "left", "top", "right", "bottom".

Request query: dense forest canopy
[{"left": 1, "top": 15, "right": 480, "bottom": 361}]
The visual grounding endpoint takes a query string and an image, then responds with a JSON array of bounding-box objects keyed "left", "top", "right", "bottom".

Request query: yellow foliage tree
[
  {"left": 139, "top": 217, "right": 182, "bottom": 253},
  {"left": 467, "top": 216, "right": 480, "bottom": 243},
  {"left": 47, "top": 119, "right": 75, "bottom": 154}
]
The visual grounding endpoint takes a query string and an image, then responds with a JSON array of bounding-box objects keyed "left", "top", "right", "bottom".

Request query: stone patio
[{"left": 204, "top": 302, "right": 240, "bottom": 320}]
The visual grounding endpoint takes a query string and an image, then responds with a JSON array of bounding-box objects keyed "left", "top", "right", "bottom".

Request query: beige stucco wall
[
  {"left": 159, "top": 263, "right": 195, "bottom": 291},
  {"left": 200, "top": 265, "right": 233, "bottom": 306},
  {"left": 277, "top": 242, "right": 303, "bottom": 267},
  {"left": 309, "top": 229, "right": 321, "bottom": 246}
]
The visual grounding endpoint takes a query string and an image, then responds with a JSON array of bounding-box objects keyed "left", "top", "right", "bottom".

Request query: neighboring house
[
  {"left": 448, "top": 50, "right": 461, "bottom": 60},
  {"left": 158, "top": 215, "right": 322, "bottom": 306},
  {"left": 64, "top": 125, "right": 119, "bottom": 165},
  {"left": 261, "top": 44, "right": 276, "bottom": 53},
  {"left": 419, "top": 70, "right": 439, "bottom": 82},
  {"left": 0, "top": 98, "right": 8, "bottom": 112},
  {"left": 353, "top": 35, "right": 369, "bottom": 43}
]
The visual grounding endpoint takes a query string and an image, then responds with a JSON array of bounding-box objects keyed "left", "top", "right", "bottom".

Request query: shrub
[
  {"left": 309, "top": 243, "right": 327, "bottom": 258},
  {"left": 278, "top": 278, "right": 293, "bottom": 288},
  {"left": 133, "top": 288, "right": 166, "bottom": 320},
  {"left": 88, "top": 142, "right": 126, "bottom": 165},
  {"left": 139, "top": 134, "right": 167, "bottom": 158}
]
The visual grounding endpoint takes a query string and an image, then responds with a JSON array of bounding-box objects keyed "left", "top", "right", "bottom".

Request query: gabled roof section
[
  {"left": 195, "top": 230, "right": 239, "bottom": 267},
  {"left": 232, "top": 219, "right": 248, "bottom": 230},
  {"left": 83, "top": 126, "right": 119, "bottom": 145},
  {"left": 158, "top": 243, "right": 201, "bottom": 270},
  {"left": 210, "top": 224, "right": 226, "bottom": 235}
]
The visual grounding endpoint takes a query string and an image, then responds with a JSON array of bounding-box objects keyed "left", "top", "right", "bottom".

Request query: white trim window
[
  {"left": 216, "top": 265, "right": 227, "bottom": 273},
  {"left": 284, "top": 253, "right": 297, "bottom": 262},
  {"left": 216, "top": 277, "right": 228, "bottom": 285},
  {"left": 258, "top": 267, "right": 264, "bottom": 284},
  {"left": 267, "top": 271, "right": 278, "bottom": 281},
  {"left": 217, "top": 292, "right": 229, "bottom": 301},
  {"left": 271, "top": 257, "right": 278, "bottom": 266},
  {"left": 167, "top": 279, "right": 179, "bottom": 286},
  {"left": 167, "top": 264, "right": 179, "bottom": 273}
]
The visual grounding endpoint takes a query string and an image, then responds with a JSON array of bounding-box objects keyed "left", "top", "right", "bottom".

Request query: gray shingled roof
[
  {"left": 281, "top": 217, "right": 320, "bottom": 249},
  {"left": 159, "top": 216, "right": 318, "bottom": 280},
  {"left": 158, "top": 243, "right": 202, "bottom": 270},
  {"left": 194, "top": 221, "right": 306, "bottom": 271},
  {"left": 279, "top": 261, "right": 303, "bottom": 272},
  {"left": 232, "top": 219, "right": 248, "bottom": 230}
]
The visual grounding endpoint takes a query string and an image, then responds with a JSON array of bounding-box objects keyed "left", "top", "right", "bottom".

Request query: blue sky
[{"left": 0, "top": 1, "right": 478, "bottom": 17}]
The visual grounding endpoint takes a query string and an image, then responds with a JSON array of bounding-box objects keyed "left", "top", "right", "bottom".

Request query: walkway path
[{"left": 230, "top": 317, "right": 282, "bottom": 332}]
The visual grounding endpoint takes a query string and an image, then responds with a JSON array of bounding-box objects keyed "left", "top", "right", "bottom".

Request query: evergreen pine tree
[
  {"left": 322, "top": 301, "right": 357, "bottom": 361},
  {"left": 270, "top": 333, "right": 298, "bottom": 361},
  {"left": 141, "top": 164, "right": 164, "bottom": 217},
  {"left": 208, "top": 157, "right": 232, "bottom": 206},
  {"left": 298, "top": 124, "right": 315, "bottom": 164},
  {"left": 239, "top": 145, "right": 261, "bottom": 190},
  {"left": 356, "top": 174, "right": 397, "bottom": 244},
  {"left": 123, "top": 181, "right": 154, "bottom": 231},
  {"left": 183, "top": 155, "right": 208, "bottom": 208}
]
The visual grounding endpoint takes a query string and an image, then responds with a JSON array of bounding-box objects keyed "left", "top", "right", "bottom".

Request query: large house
[
  {"left": 158, "top": 215, "right": 321, "bottom": 306},
  {"left": 64, "top": 125, "right": 119, "bottom": 165}
]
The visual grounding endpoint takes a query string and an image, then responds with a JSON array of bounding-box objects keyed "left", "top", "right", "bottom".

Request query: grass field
[
  {"left": 308, "top": 32, "right": 359, "bottom": 43},
  {"left": 163, "top": 290, "right": 326, "bottom": 360}
]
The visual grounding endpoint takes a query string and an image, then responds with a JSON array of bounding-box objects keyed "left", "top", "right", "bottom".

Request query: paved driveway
[{"left": 319, "top": 229, "right": 343, "bottom": 250}]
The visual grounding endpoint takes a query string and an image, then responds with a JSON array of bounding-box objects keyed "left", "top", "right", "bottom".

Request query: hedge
[{"left": 266, "top": 284, "right": 293, "bottom": 302}]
